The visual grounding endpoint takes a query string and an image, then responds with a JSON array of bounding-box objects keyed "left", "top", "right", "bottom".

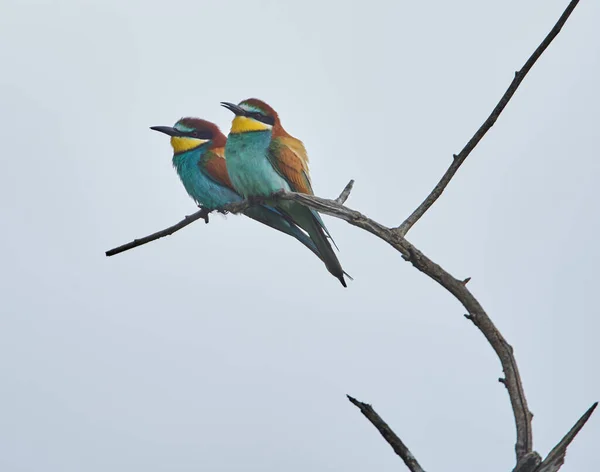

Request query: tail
[
  {"left": 243, "top": 206, "right": 321, "bottom": 260},
  {"left": 283, "top": 203, "right": 348, "bottom": 287}
]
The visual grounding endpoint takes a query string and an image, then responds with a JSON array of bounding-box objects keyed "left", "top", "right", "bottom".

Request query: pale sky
[{"left": 0, "top": 0, "right": 598, "bottom": 471}]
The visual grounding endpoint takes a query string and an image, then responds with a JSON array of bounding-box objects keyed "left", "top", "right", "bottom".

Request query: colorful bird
[
  {"left": 150, "top": 117, "right": 321, "bottom": 258},
  {"left": 221, "top": 99, "right": 348, "bottom": 287}
]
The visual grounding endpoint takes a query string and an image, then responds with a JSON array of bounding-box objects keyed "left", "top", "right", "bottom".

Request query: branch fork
[{"left": 105, "top": 2, "right": 593, "bottom": 470}]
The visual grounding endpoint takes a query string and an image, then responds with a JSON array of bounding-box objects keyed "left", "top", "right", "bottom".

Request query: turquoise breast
[
  {"left": 173, "top": 148, "right": 241, "bottom": 209},
  {"left": 225, "top": 131, "right": 290, "bottom": 198}
]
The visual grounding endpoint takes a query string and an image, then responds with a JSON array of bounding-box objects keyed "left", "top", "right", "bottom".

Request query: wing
[
  {"left": 201, "top": 148, "right": 236, "bottom": 192},
  {"left": 268, "top": 136, "right": 339, "bottom": 249},
  {"left": 267, "top": 136, "right": 313, "bottom": 195}
]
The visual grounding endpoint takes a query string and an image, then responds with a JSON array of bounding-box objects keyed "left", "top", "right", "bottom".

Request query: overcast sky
[{"left": 1, "top": 0, "right": 598, "bottom": 471}]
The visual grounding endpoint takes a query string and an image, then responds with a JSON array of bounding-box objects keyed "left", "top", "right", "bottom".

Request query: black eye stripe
[
  {"left": 249, "top": 112, "right": 275, "bottom": 126},
  {"left": 185, "top": 130, "right": 213, "bottom": 139}
]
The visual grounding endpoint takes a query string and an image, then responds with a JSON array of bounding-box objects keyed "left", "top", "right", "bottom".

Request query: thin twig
[
  {"left": 235, "top": 188, "right": 594, "bottom": 469},
  {"left": 113, "top": 185, "right": 596, "bottom": 471},
  {"left": 347, "top": 395, "right": 426, "bottom": 472},
  {"left": 335, "top": 179, "right": 355, "bottom": 204},
  {"left": 391, "top": 0, "right": 582, "bottom": 461},
  {"left": 104, "top": 5, "right": 587, "bottom": 470},
  {"left": 396, "top": 0, "right": 581, "bottom": 238},
  {"left": 535, "top": 402, "right": 598, "bottom": 472},
  {"left": 105, "top": 183, "right": 358, "bottom": 258},
  {"left": 105, "top": 207, "right": 210, "bottom": 257}
]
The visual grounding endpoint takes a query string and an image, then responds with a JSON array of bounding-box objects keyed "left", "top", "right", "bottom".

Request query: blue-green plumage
[
  {"left": 222, "top": 100, "right": 347, "bottom": 287},
  {"left": 172, "top": 146, "right": 239, "bottom": 210},
  {"left": 225, "top": 131, "right": 290, "bottom": 196},
  {"left": 151, "top": 118, "right": 321, "bottom": 259},
  {"left": 176, "top": 147, "right": 322, "bottom": 258}
]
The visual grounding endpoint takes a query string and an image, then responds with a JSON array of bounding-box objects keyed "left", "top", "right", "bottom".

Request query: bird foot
[
  {"left": 270, "top": 189, "right": 286, "bottom": 199},
  {"left": 247, "top": 195, "right": 263, "bottom": 206},
  {"left": 197, "top": 206, "right": 211, "bottom": 223}
]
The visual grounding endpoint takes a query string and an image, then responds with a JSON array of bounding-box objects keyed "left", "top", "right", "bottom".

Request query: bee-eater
[
  {"left": 150, "top": 117, "right": 321, "bottom": 258},
  {"left": 221, "top": 99, "right": 348, "bottom": 287}
]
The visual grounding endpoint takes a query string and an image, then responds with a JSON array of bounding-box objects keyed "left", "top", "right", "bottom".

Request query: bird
[
  {"left": 221, "top": 99, "right": 348, "bottom": 287},
  {"left": 150, "top": 117, "right": 322, "bottom": 259}
]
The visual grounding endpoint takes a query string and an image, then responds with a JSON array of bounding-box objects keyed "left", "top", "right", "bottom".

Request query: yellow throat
[
  {"left": 230, "top": 116, "right": 272, "bottom": 134},
  {"left": 170, "top": 136, "right": 207, "bottom": 154}
]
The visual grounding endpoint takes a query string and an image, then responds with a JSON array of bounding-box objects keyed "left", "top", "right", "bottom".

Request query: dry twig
[
  {"left": 105, "top": 181, "right": 354, "bottom": 257},
  {"left": 105, "top": 208, "right": 210, "bottom": 257},
  {"left": 396, "top": 0, "right": 582, "bottom": 238},
  {"left": 347, "top": 395, "right": 425, "bottom": 472},
  {"left": 105, "top": 2, "right": 593, "bottom": 470}
]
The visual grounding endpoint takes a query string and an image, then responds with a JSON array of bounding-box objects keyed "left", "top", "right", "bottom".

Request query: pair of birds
[{"left": 151, "top": 98, "right": 349, "bottom": 287}]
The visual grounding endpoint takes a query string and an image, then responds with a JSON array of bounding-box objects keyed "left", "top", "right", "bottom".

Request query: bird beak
[
  {"left": 220, "top": 102, "right": 246, "bottom": 116},
  {"left": 150, "top": 126, "right": 182, "bottom": 136}
]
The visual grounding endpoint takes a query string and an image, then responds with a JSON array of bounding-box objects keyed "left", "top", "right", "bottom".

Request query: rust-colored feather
[
  {"left": 239, "top": 99, "right": 313, "bottom": 194},
  {"left": 178, "top": 117, "right": 227, "bottom": 148},
  {"left": 236, "top": 99, "right": 347, "bottom": 286},
  {"left": 268, "top": 136, "right": 313, "bottom": 195},
  {"left": 202, "top": 147, "right": 236, "bottom": 191},
  {"left": 240, "top": 98, "right": 292, "bottom": 137}
]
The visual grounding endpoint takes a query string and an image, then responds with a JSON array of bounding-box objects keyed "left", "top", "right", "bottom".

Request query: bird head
[
  {"left": 150, "top": 118, "right": 226, "bottom": 154},
  {"left": 221, "top": 98, "right": 281, "bottom": 134}
]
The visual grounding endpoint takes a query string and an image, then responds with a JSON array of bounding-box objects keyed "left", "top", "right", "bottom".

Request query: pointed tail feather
[
  {"left": 281, "top": 204, "right": 348, "bottom": 287},
  {"left": 243, "top": 206, "right": 321, "bottom": 260},
  {"left": 312, "top": 210, "right": 339, "bottom": 251}
]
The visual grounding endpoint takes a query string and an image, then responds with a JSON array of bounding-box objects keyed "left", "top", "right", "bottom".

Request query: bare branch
[
  {"left": 513, "top": 452, "right": 542, "bottom": 472},
  {"left": 105, "top": 182, "right": 357, "bottom": 258},
  {"left": 396, "top": 0, "right": 581, "bottom": 237},
  {"left": 105, "top": 6, "right": 585, "bottom": 467},
  {"left": 535, "top": 402, "right": 598, "bottom": 472},
  {"left": 347, "top": 395, "right": 426, "bottom": 472},
  {"left": 280, "top": 189, "right": 595, "bottom": 468},
  {"left": 105, "top": 207, "right": 210, "bottom": 257},
  {"left": 401, "top": 238, "right": 533, "bottom": 461},
  {"left": 222, "top": 191, "right": 394, "bottom": 248},
  {"left": 106, "top": 186, "right": 594, "bottom": 471},
  {"left": 243, "top": 190, "right": 535, "bottom": 460}
]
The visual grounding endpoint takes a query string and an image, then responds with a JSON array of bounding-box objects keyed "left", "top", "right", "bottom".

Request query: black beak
[
  {"left": 220, "top": 102, "right": 246, "bottom": 116},
  {"left": 150, "top": 126, "right": 182, "bottom": 137}
]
